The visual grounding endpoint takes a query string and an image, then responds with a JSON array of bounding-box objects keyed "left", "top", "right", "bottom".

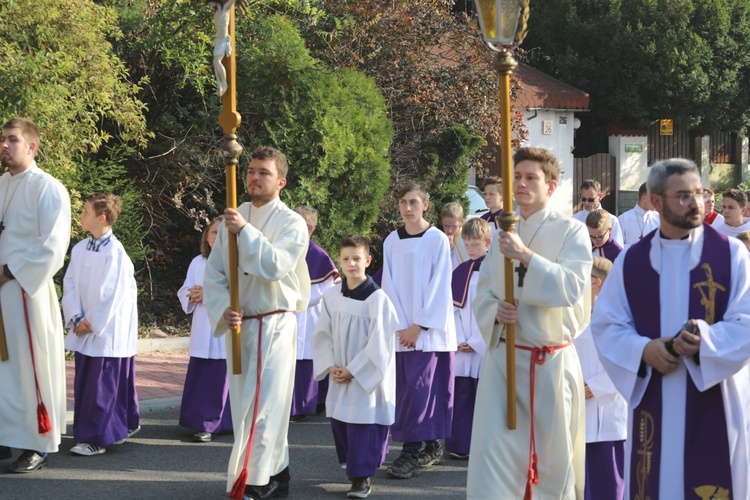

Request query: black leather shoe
[
  {"left": 0, "top": 446, "right": 11, "bottom": 461},
  {"left": 260, "top": 479, "right": 289, "bottom": 499},
  {"left": 5, "top": 450, "right": 48, "bottom": 473}
]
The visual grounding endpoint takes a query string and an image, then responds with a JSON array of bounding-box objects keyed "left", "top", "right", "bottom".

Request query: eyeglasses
[
  {"left": 443, "top": 224, "right": 460, "bottom": 230},
  {"left": 580, "top": 197, "right": 597, "bottom": 203},
  {"left": 589, "top": 234, "right": 608, "bottom": 241},
  {"left": 663, "top": 191, "right": 711, "bottom": 206}
]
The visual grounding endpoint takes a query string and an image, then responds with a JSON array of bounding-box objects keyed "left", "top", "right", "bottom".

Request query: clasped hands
[
  {"left": 642, "top": 320, "right": 700, "bottom": 375},
  {"left": 74, "top": 318, "right": 93, "bottom": 336},
  {"left": 329, "top": 366, "right": 353, "bottom": 384},
  {"left": 187, "top": 285, "right": 203, "bottom": 304}
]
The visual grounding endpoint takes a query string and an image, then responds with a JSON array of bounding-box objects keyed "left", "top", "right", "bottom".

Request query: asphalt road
[{"left": 1, "top": 406, "right": 468, "bottom": 499}]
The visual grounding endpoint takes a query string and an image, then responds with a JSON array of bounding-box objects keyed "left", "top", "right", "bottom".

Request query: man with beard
[
  {"left": 204, "top": 146, "right": 310, "bottom": 499},
  {"left": 591, "top": 158, "right": 750, "bottom": 499},
  {"left": 0, "top": 117, "right": 71, "bottom": 472}
]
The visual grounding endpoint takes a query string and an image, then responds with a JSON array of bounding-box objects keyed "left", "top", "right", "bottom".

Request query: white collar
[{"left": 649, "top": 225, "right": 703, "bottom": 273}]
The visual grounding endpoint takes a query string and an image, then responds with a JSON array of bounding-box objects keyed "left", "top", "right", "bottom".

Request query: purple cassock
[
  {"left": 594, "top": 237, "right": 623, "bottom": 262},
  {"left": 291, "top": 239, "right": 338, "bottom": 416},
  {"left": 391, "top": 351, "right": 455, "bottom": 443},
  {"left": 623, "top": 224, "right": 732, "bottom": 498},
  {"left": 445, "top": 257, "right": 484, "bottom": 456},
  {"left": 73, "top": 353, "right": 140, "bottom": 446},
  {"left": 585, "top": 441, "right": 625, "bottom": 500},
  {"left": 179, "top": 357, "right": 232, "bottom": 433}
]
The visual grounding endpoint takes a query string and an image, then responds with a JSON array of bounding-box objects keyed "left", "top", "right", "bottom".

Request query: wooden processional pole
[{"left": 217, "top": 6, "right": 243, "bottom": 375}]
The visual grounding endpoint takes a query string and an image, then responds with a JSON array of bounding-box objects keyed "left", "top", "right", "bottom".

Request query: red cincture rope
[
  {"left": 22, "top": 290, "right": 52, "bottom": 435},
  {"left": 503, "top": 338, "right": 572, "bottom": 500},
  {"left": 229, "top": 310, "right": 292, "bottom": 500}
]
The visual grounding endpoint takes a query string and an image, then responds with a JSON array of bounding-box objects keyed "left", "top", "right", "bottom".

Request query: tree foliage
[
  {"left": 524, "top": 0, "right": 750, "bottom": 154},
  {"left": 235, "top": 14, "right": 394, "bottom": 254},
  {"left": 0, "top": 0, "right": 150, "bottom": 259}
]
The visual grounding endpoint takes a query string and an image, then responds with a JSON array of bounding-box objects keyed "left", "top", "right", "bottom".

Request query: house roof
[{"left": 515, "top": 63, "right": 590, "bottom": 111}]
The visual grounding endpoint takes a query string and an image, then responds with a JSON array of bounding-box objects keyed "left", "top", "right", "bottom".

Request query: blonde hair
[
  {"left": 461, "top": 218, "right": 491, "bottom": 241},
  {"left": 586, "top": 209, "right": 611, "bottom": 230},
  {"left": 441, "top": 202, "right": 464, "bottom": 219},
  {"left": 591, "top": 256, "right": 612, "bottom": 281},
  {"left": 737, "top": 230, "right": 750, "bottom": 244},
  {"left": 294, "top": 206, "right": 318, "bottom": 228}
]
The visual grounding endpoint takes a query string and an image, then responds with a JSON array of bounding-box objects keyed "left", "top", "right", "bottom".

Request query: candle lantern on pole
[{"left": 473, "top": 0, "right": 530, "bottom": 430}]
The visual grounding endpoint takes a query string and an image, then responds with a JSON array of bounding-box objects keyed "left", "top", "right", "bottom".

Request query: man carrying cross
[
  {"left": 467, "top": 147, "right": 592, "bottom": 499},
  {"left": 591, "top": 158, "right": 750, "bottom": 499},
  {"left": 0, "top": 117, "right": 71, "bottom": 473}
]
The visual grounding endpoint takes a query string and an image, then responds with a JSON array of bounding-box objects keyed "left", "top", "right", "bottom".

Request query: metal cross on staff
[{"left": 205, "top": 0, "right": 247, "bottom": 374}]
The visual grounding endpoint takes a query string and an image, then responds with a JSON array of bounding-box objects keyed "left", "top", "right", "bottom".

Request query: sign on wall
[{"left": 660, "top": 119, "right": 673, "bottom": 136}]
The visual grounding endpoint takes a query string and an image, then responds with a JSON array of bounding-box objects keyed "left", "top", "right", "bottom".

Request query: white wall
[
  {"left": 609, "top": 135, "right": 648, "bottom": 191},
  {"left": 521, "top": 109, "right": 577, "bottom": 215}
]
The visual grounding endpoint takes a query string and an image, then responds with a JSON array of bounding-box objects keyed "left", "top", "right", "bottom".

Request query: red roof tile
[{"left": 515, "top": 63, "right": 589, "bottom": 111}]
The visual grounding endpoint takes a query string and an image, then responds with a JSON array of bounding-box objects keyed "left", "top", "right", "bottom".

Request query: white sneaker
[
  {"left": 113, "top": 425, "right": 141, "bottom": 445},
  {"left": 71, "top": 443, "right": 106, "bottom": 456}
]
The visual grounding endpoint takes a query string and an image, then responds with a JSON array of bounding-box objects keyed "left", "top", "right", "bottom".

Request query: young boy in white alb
[
  {"left": 445, "top": 218, "right": 490, "bottom": 460},
  {"left": 312, "top": 234, "right": 398, "bottom": 499},
  {"left": 63, "top": 193, "right": 139, "bottom": 456}
]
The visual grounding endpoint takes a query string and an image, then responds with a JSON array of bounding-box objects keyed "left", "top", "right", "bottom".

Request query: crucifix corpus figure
[{"left": 205, "top": 0, "right": 247, "bottom": 97}]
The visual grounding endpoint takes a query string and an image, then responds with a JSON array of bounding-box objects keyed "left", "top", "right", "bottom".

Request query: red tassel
[
  {"left": 37, "top": 402, "right": 52, "bottom": 435},
  {"left": 229, "top": 468, "right": 248, "bottom": 500}
]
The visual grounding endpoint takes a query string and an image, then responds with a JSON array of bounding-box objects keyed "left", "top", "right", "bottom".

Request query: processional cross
[{"left": 205, "top": 0, "right": 248, "bottom": 374}]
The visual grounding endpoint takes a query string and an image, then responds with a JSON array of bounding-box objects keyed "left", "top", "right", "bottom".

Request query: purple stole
[
  {"left": 480, "top": 209, "right": 501, "bottom": 229},
  {"left": 623, "top": 225, "right": 732, "bottom": 499},
  {"left": 306, "top": 239, "right": 338, "bottom": 284},
  {"left": 595, "top": 238, "right": 623, "bottom": 262},
  {"left": 451, "top": 256, "right": 484, "bottom": 308}
]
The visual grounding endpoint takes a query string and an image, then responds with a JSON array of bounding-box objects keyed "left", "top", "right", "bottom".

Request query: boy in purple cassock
[{"left": 63, "top": 193, "right": 140, "bottom": 456}]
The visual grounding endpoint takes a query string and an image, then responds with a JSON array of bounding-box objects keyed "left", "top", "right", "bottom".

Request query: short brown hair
[
  {"left": 397, "top": 181, "right": 428, "bottom": 202},
  {"left": 722, "top": 188, "right": 748, "bottom": 209},
  {"left": 737, "top": 230, "right": 750, "bottom": 244},
  {"left": 580, "top": 179, "right": 602, "bottom": 193},
  {"left": 481, "top": 176, "right": 502, "bottom": 191},
  {"left": 513, "top": 147, "right": 560, "bottom": 182},
  {"left": 200, "top": 216, "right": 224, "bottom": 258},
  {"left": 250, "top": 146, "right": 288, "bottom": 178},
  {"left": 441, "top": 202, "right": 464, "bottom": 219},
  {"left": 592, "top": 256, "right": 613, "bottom": 281},
  {"left": 461, "top": 218, "right": 491, "bottom": 241},
  {"left": 3, "top": 117, "right": 40, "bottom": 144},
  {"left": 340, "top": 234, "right": 370, "bottom": 254},
  {"left": 586, "top": 209, "right": 611, "bottom": 230},
  {"left": 86, "top": 193, "right": 122, "bottom": 226}
]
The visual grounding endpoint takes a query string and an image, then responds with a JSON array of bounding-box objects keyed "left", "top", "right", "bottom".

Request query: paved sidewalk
[{"left": 65, "top": 350, "right": 189, "bottom": 420}]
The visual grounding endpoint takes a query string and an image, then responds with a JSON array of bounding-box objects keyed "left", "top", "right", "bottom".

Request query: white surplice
[
  {"left": 178, "top": 255, "right": 227, "bottom": 359},
  {"left": 63, "top": 231, "right": 138, "bottom": 358},
  {"left": 591, "top": 226, "right": 750, "bottom": 499},
  {"left": 311, "top": 284, "right": 398, "bottom": 425},
  {"left": 617, "top": 203, "right": 660, "bottom": 248},
  {"left": 454, "top": 271, "right": 486, "bottom": 379},
  {"left": 381, "top": 226, "right": 456, "bottom": 352},
  {"left": 573, "top": 207, "right": 624, "bottom": 246},
  {"left": 573, "top": 325, "right": 627, "bottom": 443},
  {"left": 467, "top": 206, "right": 592, "bottom": 500},
  {"left": 0, "top": 163, "right": 71, "bottom": 453},
  {"left": 296, "top": 277, "right": 336, "bottom": 360},
  {"left": 714, "top": 218, "right": 750, "bottom": 238},
  {"left": 204, "top": 197, "right": 310, "bottom": 490}
]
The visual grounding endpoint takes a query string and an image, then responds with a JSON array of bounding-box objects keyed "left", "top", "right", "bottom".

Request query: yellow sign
[{"left": 660, "top": 119, "right": 673, "bottom": 136}]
